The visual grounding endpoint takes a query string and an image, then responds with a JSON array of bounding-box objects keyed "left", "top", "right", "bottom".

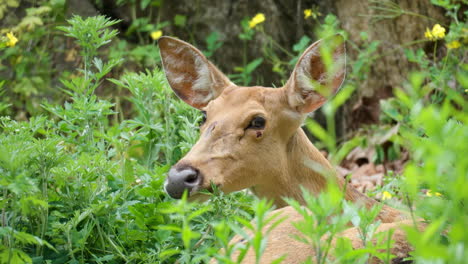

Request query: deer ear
[
  {"left": 286, "top": 34, "right": 346, "bottom": 113},
  {"left": 158, "top": 36, "right": 232, "bottom": 109}
]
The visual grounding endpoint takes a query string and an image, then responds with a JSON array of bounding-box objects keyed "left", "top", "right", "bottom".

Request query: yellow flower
[
  {"left": 424, "top": 29, "right": 432, "bottom": 39},
  {"left": 381, "top": 191, "right": 392, "bottom": 200},
  {"left": 424, "top": 24, "right": 446, "bottom": 41},
  {"left": 304, "top": 9, "right": 312, "bottom": 19},
  {"left": 432, "top": 24, "right": 446, "bottom": 38},
  {"left": 6, "top": 32, "right": 18, "bottom": 47},
  {"left": 426, "top": 190, "right": 442, "bottom": 197},
  {"left": 150, "top": 30, "right": 163, "bottom": 40},
  {"left": 446, "top": 40, "right": 461, "bottom": 49},
  {"left": 249, "top": 13, "right": 265, "bottom": 29}
]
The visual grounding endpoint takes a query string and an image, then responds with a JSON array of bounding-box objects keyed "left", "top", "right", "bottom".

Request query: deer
[{"left": 158, "top": 35, "right": 420, "bottom": 263}]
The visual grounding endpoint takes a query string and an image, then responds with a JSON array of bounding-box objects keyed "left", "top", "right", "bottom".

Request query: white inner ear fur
[
  {"left": 288, "top": 48, "right": 321, "bottom": 109},
  {"left": 296, "top": 47, "right": 319, "bottom": 92},
  {"left": 191, "top": 55, "right": 214, "bottom": 104}
]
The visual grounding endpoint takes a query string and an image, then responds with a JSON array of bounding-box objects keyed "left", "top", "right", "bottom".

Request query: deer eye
[
  {"left": 247, "top": 116, "right": 266, "bottom": 130},
  {"left": 199, "top": 111, "right": 207, "bottom": 126}
]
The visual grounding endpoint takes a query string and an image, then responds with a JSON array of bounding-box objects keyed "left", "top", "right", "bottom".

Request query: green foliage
[
  {"left": 0, "top": 0, "right": 20, "bottom": 20},
  {"left": 204, "top": 32, "right": 223, "bottom": 58},
  {"left": 375, "top": 4, "right": 467, "bottom": 262},
  {"left": 57, "top": 16, "right": 120, "bottom": 65},
  {"left": 382, "top": 70, "right": 468, "bottom": 262},
  {"left": 304, "top": 3, "right": 467, "bottom": 264},
  {"left": 285, "top": 185, "right": 393, "bottom": 264},
  {"left": 109, "top": 69, "right": 200, "bottom": 166},
  {"left": 0, "top": 0, "right": 67, "bottom": 117},
  {"left": 1, "top": 15, "right": 255, "bottom": 264}
]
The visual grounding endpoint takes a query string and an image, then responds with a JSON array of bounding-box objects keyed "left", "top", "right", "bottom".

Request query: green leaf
[
  {"left": 245, "top": 58, "right": 263, "bottom": 74},
  {"left": 292, "top": 36, "right": 311, "bottom": 52},
  {"left": 0, "top": 247, "right": 32, "bottom": 264},
  {"left": 159, "top": 249, "right": 181, "bottom": 260},
  {"left": 140, "top": 0, "right": 152, "bottom": 9},
  {"left": 174, "top": 14, "right": 187, "bottom": 27},
  {"left": 18, "top": 16, "right": 43, "bottom": 30}
]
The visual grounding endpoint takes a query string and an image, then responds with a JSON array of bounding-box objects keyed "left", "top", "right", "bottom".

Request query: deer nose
[{"left": 165, "top": 165, "right": 201, "bottom": 199}]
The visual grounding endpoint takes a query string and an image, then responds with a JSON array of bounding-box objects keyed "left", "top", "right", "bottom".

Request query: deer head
[{"left": 160, "top": 35, "right": 346, "bottom": 202}]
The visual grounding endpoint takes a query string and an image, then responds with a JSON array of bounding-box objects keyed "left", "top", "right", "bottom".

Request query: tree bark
[{"left": 332, "top": 0, "right": 448, "bottom": 131}]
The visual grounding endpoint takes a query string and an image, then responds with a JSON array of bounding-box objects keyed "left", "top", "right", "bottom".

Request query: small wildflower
[
  {"left": 6, "top": 32, "right": 18, "bottom": 47},
  {"left": 150, "top": 30, "right": 163, "bottom": 40},
  {"left": 304, "top": 9, "right": 312, "bottom": 19},
  {"left": 424, "top": 24, "right": 446, "bottom": 41},
  {"left": 446, "top": 40, "right": 461, "bottom": 49},
  {"left": 426, "top": 190, "right": 442, "bottom": 197},
  {"left": 382, "top": 191, "right": 392, "bottom": 200},
  {"left": 249, "top": 13, "right": 265, "bottom": 29}
]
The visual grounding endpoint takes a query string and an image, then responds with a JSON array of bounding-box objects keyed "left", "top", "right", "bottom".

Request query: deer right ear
[{"left": 158, "top": 36, "right": 232, "bottom": 109}]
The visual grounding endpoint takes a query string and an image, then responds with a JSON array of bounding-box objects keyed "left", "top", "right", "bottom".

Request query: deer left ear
[{"left": 286, "top": 34, "right": 346, "bottom": 113}]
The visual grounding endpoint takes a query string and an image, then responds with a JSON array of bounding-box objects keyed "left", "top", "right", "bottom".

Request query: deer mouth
[
  {"left": 188, "top": 183, "right": 222, "bottom": 201},
  {"left": 164, "top": 178, "right": 221, "bottom": 201}
]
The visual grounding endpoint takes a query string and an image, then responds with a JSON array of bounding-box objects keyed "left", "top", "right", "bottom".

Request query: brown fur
[
  {"left": 159, "top": 36, "right": 418, "bottom": 264},
  {"left": 226, "top": 206, "right": 423, "bottom": 264}
]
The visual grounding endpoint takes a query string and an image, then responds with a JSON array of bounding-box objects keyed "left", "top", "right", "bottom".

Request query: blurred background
[{"left": 0, "top": 0, "right": 456, "bottom": 138}]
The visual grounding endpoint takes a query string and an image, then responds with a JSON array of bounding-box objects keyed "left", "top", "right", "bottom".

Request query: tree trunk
[{"left": 332, "top": 0, "right": 448, "bottom": 132}]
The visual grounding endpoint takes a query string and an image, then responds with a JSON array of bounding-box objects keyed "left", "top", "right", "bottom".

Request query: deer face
[{"left": 159, "top": 36, "right": 345, "bottom": 200}]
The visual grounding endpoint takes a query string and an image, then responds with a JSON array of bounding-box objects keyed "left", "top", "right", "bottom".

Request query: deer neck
[{"left": 251, "top": 128, "right": 402, "bottom": 223}]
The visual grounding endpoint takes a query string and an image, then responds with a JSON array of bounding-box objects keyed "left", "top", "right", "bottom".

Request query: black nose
[{"left": 165, "top": 165, "right": 201, "bottom": 199}]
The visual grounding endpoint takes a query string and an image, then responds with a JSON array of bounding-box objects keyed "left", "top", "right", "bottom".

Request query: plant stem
[
  {"left": 1, "top": 189, "right": 6, "bottom": 229},
  {"left": 405, "top": 193, "right": 418, "bottom": 229},
  {"left": 243, "top": 40, "right": 248, "bottom": 86},
  {"left": 131, "top": 5, "right": 144, "bottom": 43},
  {"left": 260, "top": 29, "right": 294, "bottom": 58},
  {"left": 38, "top": 168, "right": 49, "bottom": 256}
]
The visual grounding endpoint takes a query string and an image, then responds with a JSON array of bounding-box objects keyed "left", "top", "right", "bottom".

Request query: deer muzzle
[{"left": 165, "top": 164, "right": 202, "bottom": 199}]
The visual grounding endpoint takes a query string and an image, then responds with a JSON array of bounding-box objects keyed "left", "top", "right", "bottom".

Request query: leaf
[
  {"left": 0, "top": 228, "right": 56, "bottom": 252},
  {"left": 18, "top": 16, "right": 43, "bottom": 30},
  {"left": 245, "top": 58, "right": 263, "bottom": 73},
  {"left": 292, "top": 36, "right": 311, "bottom": 52},
  {"left": 0, "top": 247, "right": 32, "bottom": 264},
  {"left": 204, "top": 32, "right": 223, "bottom": 57},
  {"left": 174, "top": 14, "right": 187, "bottom": 27},
  {"left": 7, "top": 0, "right": 20, "bottom": 8},
  {"left": 157, "top": 225, "right": 182, "bottom": 232},
  {"left": 187, "top": 206, "right": 210, "bottom": 221},
  {"left": 93, "top": 57, "right": 103, "bottom": 72},
  {"left": 140, "top": 0, "right": 152, "bottom": 9},
  {"left": 93, "top": 254, "right": 114, "bottom": 261},
  {"left": 270, "top": 255, "right": 287, "bottom": 264},
  {"left": 159, "top": 249, "right": 181, "bottom": 260},
  {"left": 25, "top": 6, "right": 51, "bottom": 16},
  {"left": 123, "top": 159, "right": 135, "bottom": 184}
]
